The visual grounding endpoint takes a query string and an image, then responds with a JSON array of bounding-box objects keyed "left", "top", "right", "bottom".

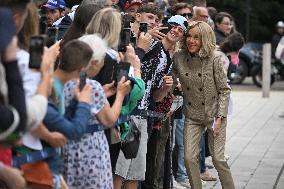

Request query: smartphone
[
  {"left": 29, "top": 36, "right": 45, "bottom": 69},
  {"left": 39, "top": 15, "right": 48, "bottom": 34},
  {"left": 79, "top": 72, "right": 87, "bottom": 91},
  {"left": 118, "top": 28, "right": 131, "bottom": 52},
  {"left": 46, "top": 27, "right": 58, "bottom": 47},
  {"left": 160, "top": 23, "right": 173, "bottom": 35},
  {"left": 122, "top": 14, "right": 132, "bottom": 28},
  {"left": 162, "top": 16, "right": 170, "bottom": 25},
  {"left": 115, "top": 62, "right": 130, "bottom": 85},
  {"left": 139, "top": 22, "right": 148, "bottom": 33}
]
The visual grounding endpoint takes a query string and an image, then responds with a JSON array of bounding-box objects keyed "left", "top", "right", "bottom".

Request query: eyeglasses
[{"left": 181, "top": 13, "right": 193, "bottom": 19}]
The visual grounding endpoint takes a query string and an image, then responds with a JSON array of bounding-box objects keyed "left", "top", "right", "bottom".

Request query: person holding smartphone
[
  {"left": 131, "top": 4, "right": 163, "bottom": 43},
  {"left": 63, "top": 34, "right": 131, "bottom": 189},
  {"left": 39, "top": 39, "right": 96, "bottom": 189},
  {"left": 115, "top": 14, "right": 188, "bottom": 189}
]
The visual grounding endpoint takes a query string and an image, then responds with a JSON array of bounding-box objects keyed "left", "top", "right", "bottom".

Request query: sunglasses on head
[{"left": 181, "top": 13, "right": 193, "bottom": 18}]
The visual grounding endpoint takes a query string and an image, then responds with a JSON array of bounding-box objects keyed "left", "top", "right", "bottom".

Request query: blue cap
[
  {"left": 43, "top": 0, "right": 66, "bottom": 9},
  {"left": 0, "top": 8, "right": 16, "bottom": 53},
  {"left": 167, "top": 15, "right": 188, "bottom": 31}
]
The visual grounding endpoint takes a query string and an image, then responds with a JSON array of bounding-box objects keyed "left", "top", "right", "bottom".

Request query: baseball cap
[
  {"left": 124, "top": 0, "right": 142, "bottom": 11},
  {"left": 276, "top": 21, "right": 284, "bottom": 28},
  {"left": 167, "top": 15, "right": 188, "bottom": 31},
  {"left": 43, "top": 0, "right": 66, "bottom": 9},
  {"left": 0, "top": 8, "right": 16, "bottom": 53}
]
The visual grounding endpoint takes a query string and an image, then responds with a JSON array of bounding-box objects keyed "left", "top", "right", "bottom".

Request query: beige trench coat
[{"left": 172, "top": 49, "right": 231, "bottom": 121}]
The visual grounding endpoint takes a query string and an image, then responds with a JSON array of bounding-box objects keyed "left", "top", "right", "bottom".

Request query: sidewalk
[{"left": 205, "top": 91, "right": 284, "bottom": 189}]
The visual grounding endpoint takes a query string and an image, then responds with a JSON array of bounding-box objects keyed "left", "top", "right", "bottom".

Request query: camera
[{"left": 29, "top": 36, "right": 46, "bottom": 69}]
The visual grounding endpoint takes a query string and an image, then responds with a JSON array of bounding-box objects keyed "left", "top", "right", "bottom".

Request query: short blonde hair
[
  {"left": 182, "top": 21, "right": 216, "bottom": 58},
  {"left": 85, "top": 7, "right": 121, "bottom": 49},
  {"left": 79, "top": 34, "right": 107, "bottom": 64}
]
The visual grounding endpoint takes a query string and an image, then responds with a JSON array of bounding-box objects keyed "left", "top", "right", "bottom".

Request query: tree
[
  {"left": 192, "top": 0, "right": 207, "bottom": 6},
  {"left": 207, "top": 0, "right": 284, "bottom": 43}
]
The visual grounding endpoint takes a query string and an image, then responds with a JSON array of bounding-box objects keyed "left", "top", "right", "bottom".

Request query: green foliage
[{"left": 207, "top": 0, "right": 284, "bottom": 42}]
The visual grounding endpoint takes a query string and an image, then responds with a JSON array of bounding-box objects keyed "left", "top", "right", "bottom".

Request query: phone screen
[
  {"left": 139, "top": 22, "right": 148, "bottom": 33},
  {"left": 118, "top": 28, "right": 131, "bottom": 52},
  {"left": 115, "top": 62, "right": 130, "bottom": 84},
  {"left": 79, "top": 72, "right": 87, "bottom": 91},
  {"left": 29, "top": 36, "right": 45, "bottom": 69},
  {"left": 39, "top": 15, "right": 48, "bottom": 34},
  {"left": 160, "top": 23, "right": 173, "bottom": 35},
  {"left": 46, "top": 27, "right": 58, "bottom": 47}
]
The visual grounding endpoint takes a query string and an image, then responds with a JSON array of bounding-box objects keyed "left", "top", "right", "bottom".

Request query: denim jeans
[{"left": 174, "top": 115, "right": 188, "bottom": 182}]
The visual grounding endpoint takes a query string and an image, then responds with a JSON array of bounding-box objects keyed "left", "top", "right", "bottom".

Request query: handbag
[
  {"left": 21, "top": 161, "right": 53, "bottom": 189},
  {"left": 120, "top": 118, "right": 141, "bottom": 159}
]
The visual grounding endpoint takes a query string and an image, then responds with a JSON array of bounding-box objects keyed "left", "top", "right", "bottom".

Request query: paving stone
[{"left": 202, "top": 91, "right": 284, "bottom": 189}]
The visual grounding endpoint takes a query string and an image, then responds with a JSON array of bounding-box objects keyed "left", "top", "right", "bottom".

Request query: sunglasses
[{"left": 181, "top": 13, "right": 193, "bottom": 19}]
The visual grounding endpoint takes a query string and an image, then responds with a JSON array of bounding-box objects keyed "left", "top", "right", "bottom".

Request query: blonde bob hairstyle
[
  {"left": 85, "top": 7, "right": 121, "bottom": 49},
  {"left": 182, "top": 21, "right": 216, "bottom": 58}
]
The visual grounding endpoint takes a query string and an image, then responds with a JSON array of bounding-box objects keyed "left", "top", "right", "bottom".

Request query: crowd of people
[{"left": 0, "top": 0, "right": 246, "bottom": 189}]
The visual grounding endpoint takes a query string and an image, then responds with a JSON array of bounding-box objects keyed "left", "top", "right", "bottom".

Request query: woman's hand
[
  {"left": 103, "top": 81, "right": 116, "bottom": 97},
  {"left": 116, "top": 76, "right": 131, "bottom": 97},
  {"left": 119, "top": 45, "right": 141, "bottom": 68},
  {"left": 213, "top": 118, "right": 222, "bottom": 137},
  {"left": 75, "top": 83, "right": 92, "bottom": 104}
]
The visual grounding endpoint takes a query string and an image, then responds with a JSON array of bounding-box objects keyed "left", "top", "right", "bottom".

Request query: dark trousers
[
  {"left": 142, "top": 118, "right": 171, "bottom": 189},
  {"left": 109, "top": 142, "right": 121, "bottom": 175}
]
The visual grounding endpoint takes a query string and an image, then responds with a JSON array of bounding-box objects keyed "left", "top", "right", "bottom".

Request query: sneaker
[
  {"left": 173, "top": 178, "right": 186, "bottom": 189},
  {"left": 177, "top": 179, "right": 191, "bottom": 189},
  {"left": 206, "top": 163, "right": 214, "bottom": 169},
  {"left": 225, "top": 154, "right": 230, "bottom": 160},
  {"left": 201, "top": 179, "right": 207, "bottom": 187}
]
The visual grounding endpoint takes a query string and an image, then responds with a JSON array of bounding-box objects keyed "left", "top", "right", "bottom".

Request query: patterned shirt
[
  {"left": 138, "top": 41, "right": 172, "bottom": 110},
  {"left": 63, "top": 79, "right": 113, "bottom": 189},
  {"left": 64, "top": 79, "right": 108, "bottom": 125}
]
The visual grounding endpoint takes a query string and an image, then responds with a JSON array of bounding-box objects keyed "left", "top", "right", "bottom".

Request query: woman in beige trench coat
[{"left": 172, "top": 21, "right": 235, "bottom": 189}]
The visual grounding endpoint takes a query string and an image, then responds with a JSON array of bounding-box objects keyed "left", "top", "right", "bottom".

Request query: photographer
[{"left": 85, "top": 7, "right": 145, "bottom": 177}]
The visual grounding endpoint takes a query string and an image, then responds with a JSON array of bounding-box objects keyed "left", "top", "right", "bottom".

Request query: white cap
[
  {"left": 276, "top": 21, "right": 284, "bottom": 28},
  {"left": 167, "top": 15, "right": 188, "bottom": 31}
]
